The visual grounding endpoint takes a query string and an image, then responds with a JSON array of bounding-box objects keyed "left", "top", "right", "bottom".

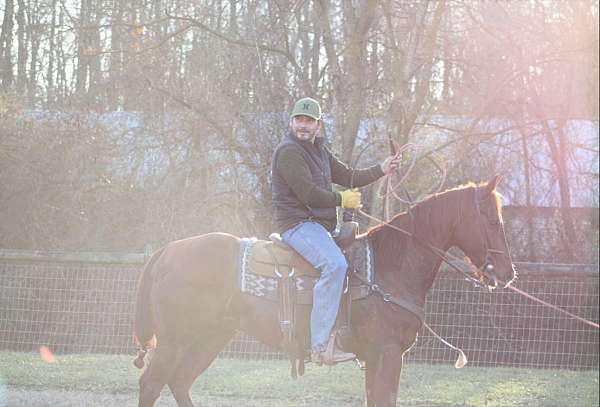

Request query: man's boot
[{"left": 311, "top": 331, "right": 356, "bottom": 365}]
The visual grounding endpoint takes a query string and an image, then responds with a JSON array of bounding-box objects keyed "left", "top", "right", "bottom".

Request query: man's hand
[
  {"left": 340, "top": 189, "right": 361, "bottom": 208},
  {"left": 380, "top": 155, "right": 402, "bottom": 174}
]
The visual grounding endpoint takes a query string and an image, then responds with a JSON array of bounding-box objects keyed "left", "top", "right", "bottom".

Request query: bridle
[
  {"left": 359, "top": 186, "right": 508, "bottom": 291},
  {"left": 353, "top": 186, "right": 510, "bottom": 368},
  {"left": 350, "top": 147, "right": 598, "bottom": 332},
  {"left": 356, "top": 182, "right": 598, "bottom": 369},
  {"left": 471, "top": 189, "right": 512, "bottom": 289}
]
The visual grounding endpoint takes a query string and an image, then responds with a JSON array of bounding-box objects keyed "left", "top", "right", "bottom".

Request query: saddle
[{"left": 239, "top": 222, "right": 373, "bottom": 378}]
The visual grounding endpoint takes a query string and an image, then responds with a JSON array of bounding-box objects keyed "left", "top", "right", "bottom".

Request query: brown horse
[{"left": 133, "top": 176, "right": 516, "bottom": 407}]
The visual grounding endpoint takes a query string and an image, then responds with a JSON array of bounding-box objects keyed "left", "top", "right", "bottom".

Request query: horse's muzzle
[
  {"left": 480, "top": 263, "right": 499, "bottom": 291},
  {"left": 484, "top": 262, "right": 519, "bottom": 289}
]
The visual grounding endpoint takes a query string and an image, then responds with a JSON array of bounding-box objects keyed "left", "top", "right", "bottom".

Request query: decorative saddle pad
[{"left": 239, "top": 237, "right": 374, "bottom": 300}]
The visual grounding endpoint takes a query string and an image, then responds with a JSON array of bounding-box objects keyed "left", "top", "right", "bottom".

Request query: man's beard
[{"left": 295, "top": 128, "right": 315, "bottom": 140}]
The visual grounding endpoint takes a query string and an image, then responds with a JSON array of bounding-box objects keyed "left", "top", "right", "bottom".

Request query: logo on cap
[{"left": 292, "top": 97, "right": 321, "bottom": 120}]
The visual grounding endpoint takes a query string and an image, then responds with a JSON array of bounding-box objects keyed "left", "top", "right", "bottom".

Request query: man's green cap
[{"left": 291, "top": 97, "right": 322, "bottom": 120}]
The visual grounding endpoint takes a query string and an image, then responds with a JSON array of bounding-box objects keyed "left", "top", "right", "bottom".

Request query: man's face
[{"left": 291, "top": 115, "right": 320, "bottom": 143}]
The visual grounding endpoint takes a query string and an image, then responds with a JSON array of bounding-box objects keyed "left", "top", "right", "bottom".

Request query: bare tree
[
  {"left": 0, "top": 0, "right": 597, "bottom": 260},
  {"left": 0, "top": 0, "right": 14, "bottom": 89}
]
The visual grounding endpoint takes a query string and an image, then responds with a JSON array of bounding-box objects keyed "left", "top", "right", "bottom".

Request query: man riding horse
[
  {"left": 271, "top": 97, "right": 401, "bottom": 365},
  {"left": 134, "top": 129, "right": 515, "bottom": 405}
]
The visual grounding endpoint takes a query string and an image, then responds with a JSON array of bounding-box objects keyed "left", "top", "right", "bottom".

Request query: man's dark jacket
[{"left": 271, "top": 132, "right": 384, "bottom": 233}]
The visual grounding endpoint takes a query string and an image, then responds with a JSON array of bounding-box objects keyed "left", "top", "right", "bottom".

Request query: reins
[
  {"left": 382, "top": 142, "right": 416, "bottom": 221},
  {"left": 505, "top": 284, "right": 599, "bottom": 329},
  {"left": 358, "top": 208, "right": 600, "bottom": 330},
  {"left": 359, "top": 207, "right": 488, "bottom": 289},
  {"left": 343, "top": 141, "right": 598, "bottom": 370},
  {"left": 357, "top": 206, "right": 475, "bottom": 368}
]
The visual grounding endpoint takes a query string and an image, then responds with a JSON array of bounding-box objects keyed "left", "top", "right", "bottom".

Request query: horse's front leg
[{"left": 364, "top": 345, "right": 404, "bottom": 407}]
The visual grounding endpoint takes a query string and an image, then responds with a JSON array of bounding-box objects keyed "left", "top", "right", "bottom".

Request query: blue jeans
[{"left": 282, "top": 221, "right": 348, "bottom": 352}]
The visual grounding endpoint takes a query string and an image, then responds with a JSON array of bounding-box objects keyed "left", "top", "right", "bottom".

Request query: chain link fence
[{"left": 0, "top": 250, "right": 597, "bottom": 369}]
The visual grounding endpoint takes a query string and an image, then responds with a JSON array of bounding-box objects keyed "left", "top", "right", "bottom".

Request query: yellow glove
[{"left": 340, "top": 189, "right": 361, "bottom": 209}]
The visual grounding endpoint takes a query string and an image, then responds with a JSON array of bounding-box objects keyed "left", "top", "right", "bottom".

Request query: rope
[
  {"left": 422, "top": 322, "right": 468, "bottom": 369},
  {"left": 506, "top": 284, "right": 599, "bottom": 329},
  {"left": 389, "top": 151, "right": 447, "bottom": 204},
  {"left": 382, "top": 142, "right": 416, "bottom": 221},
  {"left": 359, "top": 208, "right": 484, "bottom": 287},
  {"left": 358, "top": 208, "right": 600, "bottom": 330},
  {"left": 380, "top": 142, "right": 448, "bottom": 212},
  {"left": 348, "top": 139, "right": 598, "bottom": 369}
]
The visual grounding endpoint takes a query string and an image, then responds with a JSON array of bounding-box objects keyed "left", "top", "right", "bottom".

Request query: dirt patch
[
  {"left": 2, "top": 387, "right": 149, "bottom": 407},
  {"left": 1, "top": 386, "right": 361, "bottom": 407}
]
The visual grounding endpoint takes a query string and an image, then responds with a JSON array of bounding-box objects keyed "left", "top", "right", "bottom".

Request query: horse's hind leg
[
  {"left": 168, "top": 330, "right": 234, "bottom": 407},
  {"left": 138, "top": 340, "right": 182, "bottom": 407}
]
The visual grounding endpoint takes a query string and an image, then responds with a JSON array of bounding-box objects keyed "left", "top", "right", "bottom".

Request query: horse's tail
[{"left": 132, "top": 247, "right": 163, "bottom": 369}]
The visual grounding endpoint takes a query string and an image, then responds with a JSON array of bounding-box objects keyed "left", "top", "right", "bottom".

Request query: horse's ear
[{"left": 484, "top": 175, "right": 502, "bottom": 196}]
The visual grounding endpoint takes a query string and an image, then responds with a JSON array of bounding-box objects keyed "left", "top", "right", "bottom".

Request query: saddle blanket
[{"left": 238, "top": 237, "right": 374, "bottom": 299}]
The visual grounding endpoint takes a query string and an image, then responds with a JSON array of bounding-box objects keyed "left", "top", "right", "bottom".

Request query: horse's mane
[{"left": 366, "top": 181, "right": 503, "bottom": 265}]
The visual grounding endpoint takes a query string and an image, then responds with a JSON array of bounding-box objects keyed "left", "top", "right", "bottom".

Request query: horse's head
[{"left": 453, "top": 176, "right": 517, "bottom": 289}]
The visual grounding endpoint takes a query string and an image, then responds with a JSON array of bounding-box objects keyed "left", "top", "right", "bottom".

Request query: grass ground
[{"left": 0, "top": 352, "right": 598, "bottom": 406}]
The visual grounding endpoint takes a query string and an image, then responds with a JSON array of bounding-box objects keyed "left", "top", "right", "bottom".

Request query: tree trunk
[
  {"left": 404, "top": 0, "right": 446, "bottom": 136},
  {"left": 28, "top": 0, "right": 41, "bottom": 103},
  {"left": 57, "top": 7, "right": 67, "bottom": 101},
  {"left": 0, "top": 0, "right": 15, "bottom": 88},
  {"left": 75, "top": 0, "right": 89, "bottom": 95},
  {"left": 46, "top": 0, "right": 57, "bottom": 105},
  {"left": 316, "top": 0, "right": 345, "bottom": 149},
  {"left": 310, "top": 4, "right": 320, "bottom": 93},
  {"left": 16, "top": 0, "right": 26, "bottom": 93},
  {"left": 541, "top": 119, "right": 576, "bottom": 261},
  {"left": 88, "top": 1, "right": 101, "bottom": 109},
  {"left": 519, "top": 127, "right": 537, "bottom": 261},
  {"left": 108, "top": 0, "right": 124, "bottom": 110},
  {"left": 340, "top": 0, "right": 379, "bottom": 162}
]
